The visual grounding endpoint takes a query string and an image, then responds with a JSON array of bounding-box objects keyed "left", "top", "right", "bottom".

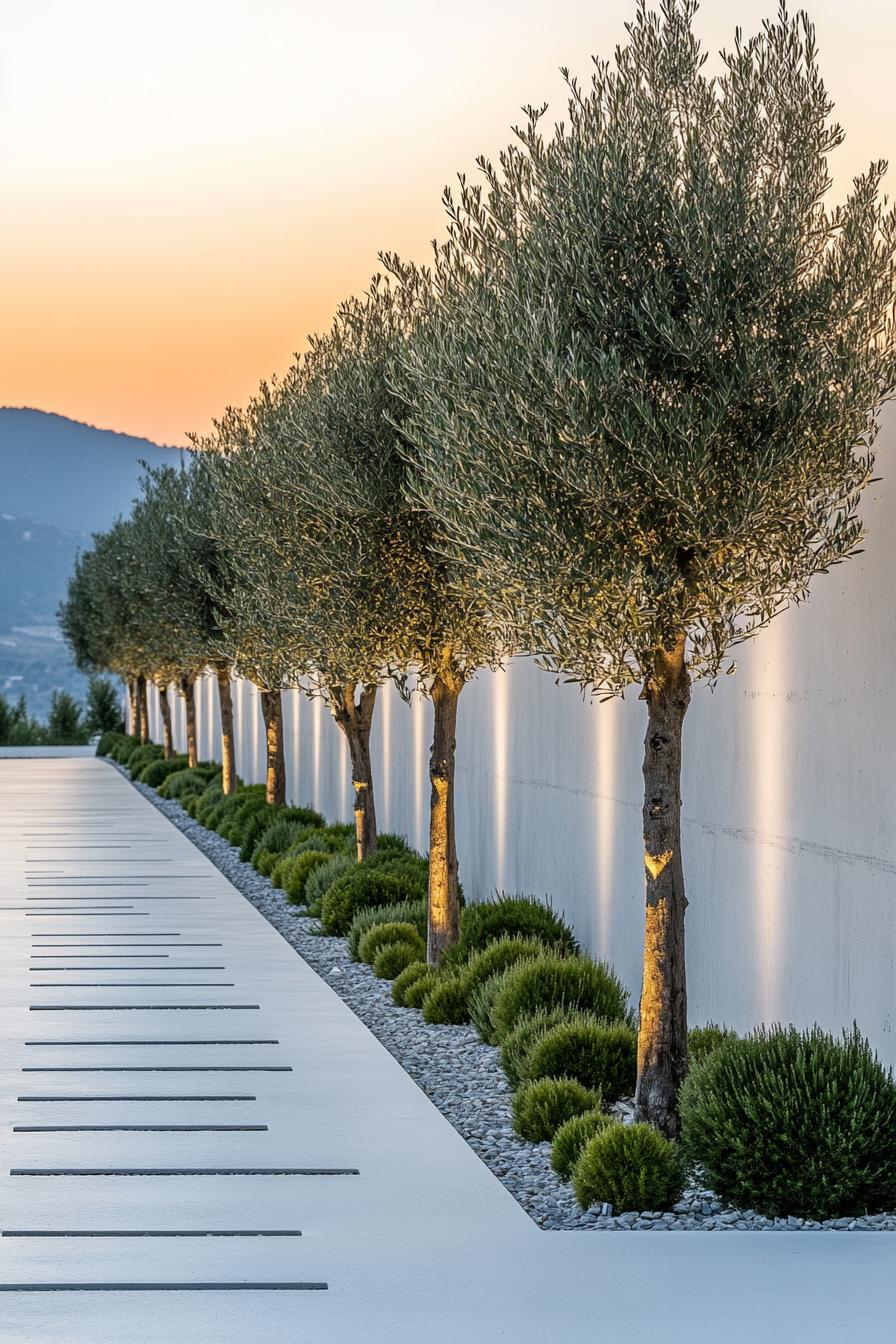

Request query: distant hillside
[
  {"left": 0, "top": 408, "right": 184, "bottom": 717},
  {"left": 0, "top": 407, "right": 182, "bottom": 532}
]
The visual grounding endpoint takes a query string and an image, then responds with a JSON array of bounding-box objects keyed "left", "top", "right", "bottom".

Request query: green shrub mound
[
  {"left": 194, "top": 781, "right": 225, "bottom": 825},
  {"left": 499, "top": 1009, "right": 586, "bottom": 1088},
  {"left": 680, "top": 1025, "right": 896, "bottom": 1221},
  {"left": 491, "top": 955, "right": 629, "bottom": 1044},
  {"left": 306, "top": 853, "right": 355, "bottom": 915},
  {"left": 127, "top": 743, "right": 164, "bottom": 776},
  {"left": 139, "top": 755, "right": 189, "bottom": 788},
  {"left": 468, "top": 966, "right": 526, "bottom": 1044},
  {"left": 462, "top": 937, "right": 549, "bottom": 998},
  {"left": 280, "top": 850, "right": 331, "bottom": 904},
  {"left": 572, "top": 1123, "right": 684, "bottom": 1213},
  {"left": 373, "top": 942, "right": 421, "bottom": 980},
  {"left": 402, "top": 967, "right": 441, "bottom": 1009},
  {"left": 111, "top": 735, "right": 143, "bottom": 764},
  {"left": 422, "top": 977, "right": 470, "bottom": 1025},
  {"left": 688, "top": 1023, "right": 738, "bottom": 1069},
  {"left": 346, "top": 899, "right": 427, "bottom": 961},
  {"left": 449, "top": 894, "right": 579, "bottom": 964},
  {"left": 511, "top": 1077, "right": 603, "bottom": 1142},
  {"left": 523, "top": 1021, "right": 637, "bottom": 1103},
  {"left": 97, "top": 730, "right": 138, "bottom": 758},
  {"left": 551, "top": 1110, "right": 615, "bottom": 1181},
  {"left": 361, "top": 834, "right": 414, "bottom": 864},
  {"left": 157, "top": 765, "right": 218, "bottom": 800},
  {"left": 321, "top": 863, "right": 427, "bottom": 935},
  {"left": 392, "top": 961, "right": 430, "bottom": 1006},
  {"left": 238, "top": 808, "right": 278, "bottom": 861},
  {"left": 358, "top": 922, "right": 425, "bottom": 967}
]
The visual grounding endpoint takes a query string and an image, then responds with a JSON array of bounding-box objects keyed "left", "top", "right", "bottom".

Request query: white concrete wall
[{"left": 143, "top": 411, "right": 896, "bottom": 1066}]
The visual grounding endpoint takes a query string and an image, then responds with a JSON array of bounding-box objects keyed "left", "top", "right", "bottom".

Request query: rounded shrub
[
  {"left": 361, "top": 834, "right": 414, "bottom": 863},
  {"left": 422, "top": 977, "right": 470, "bottom": 1025},
  {"left": 139, "top": 755, "right": 189, "bottom": 788},
  {"left": 392, "top": 961, "right": 430, "bottom": 1006},
  {"left": 321, "top": 864, "right": 427, "bottom": 936},
  {"left": 572, "top": 1123, "right": 684, "bottom": 1213},
  {"left": 550, "top": 1110, "right": 615, "bottom": 1181},
  {"left": 451, "top": 894, "right": 579, "bottom": 962},
  {"left": 281, "top": 850, "right": 330, "bottom": 905},
  {"left": 238, "top": 808, "right": 277, "bottom": 862},
  {"left": 680, "top": 1025, "right": 896, "bottom": 1221},
  {"left": 158, "top": 765, "right": 218, "bottom": 800},
  {"left": 491, "top": 955, "right": 628, "bottom": 1044},
  {"left": 462, "top": 937, "right": 550, "bottom": 999},
  {"left": 127, "top": 743, "right": 164, "bottom": 776},
  {"left": 358, "top": 922, "right": 425, "bottom": 967},
  {"left": 511, "top": 1077, "right": 603, "bottom": 1142},
  {"left": 305, "top": 853, "right": 355, "bottom": 914},
  {"left": 373, "top": 942, "right": 421, "bottom": 980},
  {"left": 499, "top": 1008, "right": 584, "bottom": 1088},
  {"left": 346, "top": 899, "right": 426, "bottom": 961},
  {"left": 97, "top": 730, "right": 134, "bottom": 758},
  {"left": 468, "top": 966, "right": 525, "bottom": 1045},
  {"left": 523, "top": 1020, "right": 637, "bottom": 1103},
  {"left": 688, "top": 1023, "right": 738, "bottom": 1069},
  {"left": 402, "top": 966, "right": 441, "bottom": 1009}
]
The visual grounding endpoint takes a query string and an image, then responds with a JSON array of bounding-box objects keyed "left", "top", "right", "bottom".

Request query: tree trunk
[
  {"left": 215, "top": 664, "right": 237, "bottom": 795},
  {"left": 128, "top": 678, "right": 140, "bottom": 739},
  {"left": 157, "top": 681, "right": 175, "bottom": 759},
  {"left": 634, "top": 633, "right": 691, "bottom": 1139},
  {"left": 331, "top": 683, "right": 378, "bottom": 861},
  {"left": 260, "top": 688, "right": 285, "bottom": 807},
  {"left": 427, "top": 667, "right": 464, "bottom": 964},
  {"left": 180, "top": 675, "right": 198, "bottom": 769},
  {"left": 136, "top": 674, "right": 150, "bottom": 744}
]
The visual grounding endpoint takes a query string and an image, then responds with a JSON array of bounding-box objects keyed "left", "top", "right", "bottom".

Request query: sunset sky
[{"left": 3, "top": 0, "right": 896, "bottom": 446}]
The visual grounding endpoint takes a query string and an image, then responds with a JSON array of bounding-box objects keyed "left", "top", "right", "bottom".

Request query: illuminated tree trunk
[
  {"left": 180, "top": 674, "right": 198, "bottom": 768},
  {"left": 128, "top": 678, "right": 140, "bottom": 739},
  {"left": 156, "top": 680, "right": 175, "bottom": 758},
  {"left": 331, "top": 683, "right": 378, "bottom": 861},
  {"left": 215, "top": 664, "right": 237, "bottom": 795},
  {"left": 426, "top": 665, "right": 464, "bottom": 964},
  {"left": 136, "top": 674, "right": 150, "bottom": 744},
  {"left": 634, "top": 633, "right": 691, "bottom": 1139},
  {"left": 260, "top": 688, "right": 285, "bottom": 807}
]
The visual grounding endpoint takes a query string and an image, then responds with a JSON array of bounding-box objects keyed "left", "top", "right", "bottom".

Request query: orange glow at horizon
[{"left": 3, "top": 0, "right": 896, "bottom": 446}]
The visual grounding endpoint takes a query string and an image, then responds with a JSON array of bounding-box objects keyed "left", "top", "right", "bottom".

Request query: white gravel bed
[{"left": 124, "top": 768, "right": 896, "bottom": 1233}]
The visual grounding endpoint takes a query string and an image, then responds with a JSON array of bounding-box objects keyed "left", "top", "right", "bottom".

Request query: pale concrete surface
[{"left": 0, "top": 757, "right": 893, "bottom": 1343}]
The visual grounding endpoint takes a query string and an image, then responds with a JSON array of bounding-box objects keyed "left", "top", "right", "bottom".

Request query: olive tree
[
  {"left": 60, "top": 520, "right": 154, "bottom": 740},
  {"left": 133, "top": 460, "right": 242, "bottom": 785},
  {"left": 392, "top": 1, "right": 896, "bottom": 1130}
]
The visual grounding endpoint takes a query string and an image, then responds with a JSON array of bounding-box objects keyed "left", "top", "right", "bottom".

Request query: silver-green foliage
[{"left": 391, "top": 1, "right": 896, "bottom": 691}]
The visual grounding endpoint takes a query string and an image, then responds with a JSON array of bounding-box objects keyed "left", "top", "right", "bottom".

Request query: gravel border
[{"left": 120, "top": 764, "right": 896, "bottom": 1233}]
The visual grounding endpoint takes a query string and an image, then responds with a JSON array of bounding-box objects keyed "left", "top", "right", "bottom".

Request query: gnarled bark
[
  {"left": 260, "top": 688, "right": 285, "bottom": 806},
  {"left": 136, "top": 674, "right": 150, "bottom": 744},
  {"left": 331, "top": 683, "right": 378, "bottom": 862},
  {"left": 180, "top": 674, "right": 198, "bottom": 768},
  {"left": 426, "top": 665, "right": 464, "bottom": 964},
  {"left": 215, "top": 664, "right": 237, "bottom": 795},
  {"left": 156, "top": 680, "right": 175, "bottom": 759},
  {"left": 634, "top": 633, "right": 691, "bottom": 1139}
]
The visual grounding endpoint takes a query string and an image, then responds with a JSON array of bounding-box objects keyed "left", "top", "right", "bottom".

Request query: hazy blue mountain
[{"left": 0, "top": 408, "right": 184, "bottom": 717}]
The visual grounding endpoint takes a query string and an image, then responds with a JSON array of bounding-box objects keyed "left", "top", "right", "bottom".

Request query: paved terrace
[{"left": 0, "top": 755, "right": 892, "bottom": 1343}]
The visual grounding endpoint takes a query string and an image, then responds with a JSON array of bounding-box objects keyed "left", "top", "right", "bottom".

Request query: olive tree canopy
[{"left": 391, "top": 0, "right": 896, "bottom": 1128}]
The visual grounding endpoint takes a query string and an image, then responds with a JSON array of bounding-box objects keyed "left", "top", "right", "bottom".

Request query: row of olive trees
[{"left": 60, "top": 1, "right": 896, "bottom": 1134}]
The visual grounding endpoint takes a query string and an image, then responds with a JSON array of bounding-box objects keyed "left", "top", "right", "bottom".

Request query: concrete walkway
[{"left": 0, "top": 756, "right": 893, "bottom": 1343}]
